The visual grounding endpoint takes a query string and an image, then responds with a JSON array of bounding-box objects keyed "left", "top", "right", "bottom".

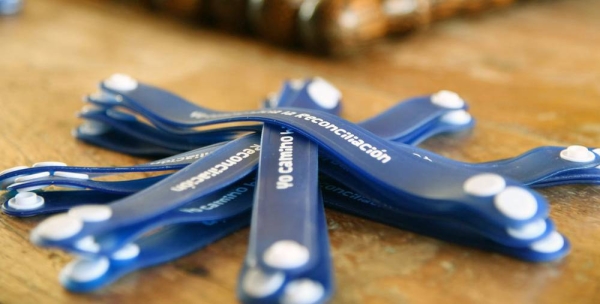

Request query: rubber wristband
[
  {"left": 31, "top": 133, "right": 261, "bottom": 249},
  {"left": 244, "top": 125, "right": 320, "bottom": 277}
]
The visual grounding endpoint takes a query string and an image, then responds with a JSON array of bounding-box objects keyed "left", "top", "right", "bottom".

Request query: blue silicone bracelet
[{"left": 31, "top": 133, "right": 261, "bottom": 250}]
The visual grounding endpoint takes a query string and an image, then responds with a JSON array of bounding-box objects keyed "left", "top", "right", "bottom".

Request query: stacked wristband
[{"left": 1, "top": 74, "right": 598, "bottom": 303}]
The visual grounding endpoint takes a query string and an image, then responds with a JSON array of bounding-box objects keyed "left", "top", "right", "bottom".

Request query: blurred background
[
  {"left": 18, "top": 0, "right": 540, "bottom": 56},
  {"left": 133, "top": 0, "right": 526, "bottom": 56},
  {"left": 1, "top": 0, "right": 553, "bottom": 56}
]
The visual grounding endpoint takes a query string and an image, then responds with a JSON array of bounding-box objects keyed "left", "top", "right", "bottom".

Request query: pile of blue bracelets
[{"left": 1, "top": 74, "right": 599, "bottom": 303}]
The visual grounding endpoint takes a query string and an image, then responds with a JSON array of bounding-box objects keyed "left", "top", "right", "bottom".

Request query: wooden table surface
[{"left": 1, "top": 0, "right": 600, "bottom": 303}]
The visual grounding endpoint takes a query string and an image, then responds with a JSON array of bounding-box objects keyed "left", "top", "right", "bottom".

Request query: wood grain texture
[{"left": 1, "top": 0, "right": 599, "bottom": 303}]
